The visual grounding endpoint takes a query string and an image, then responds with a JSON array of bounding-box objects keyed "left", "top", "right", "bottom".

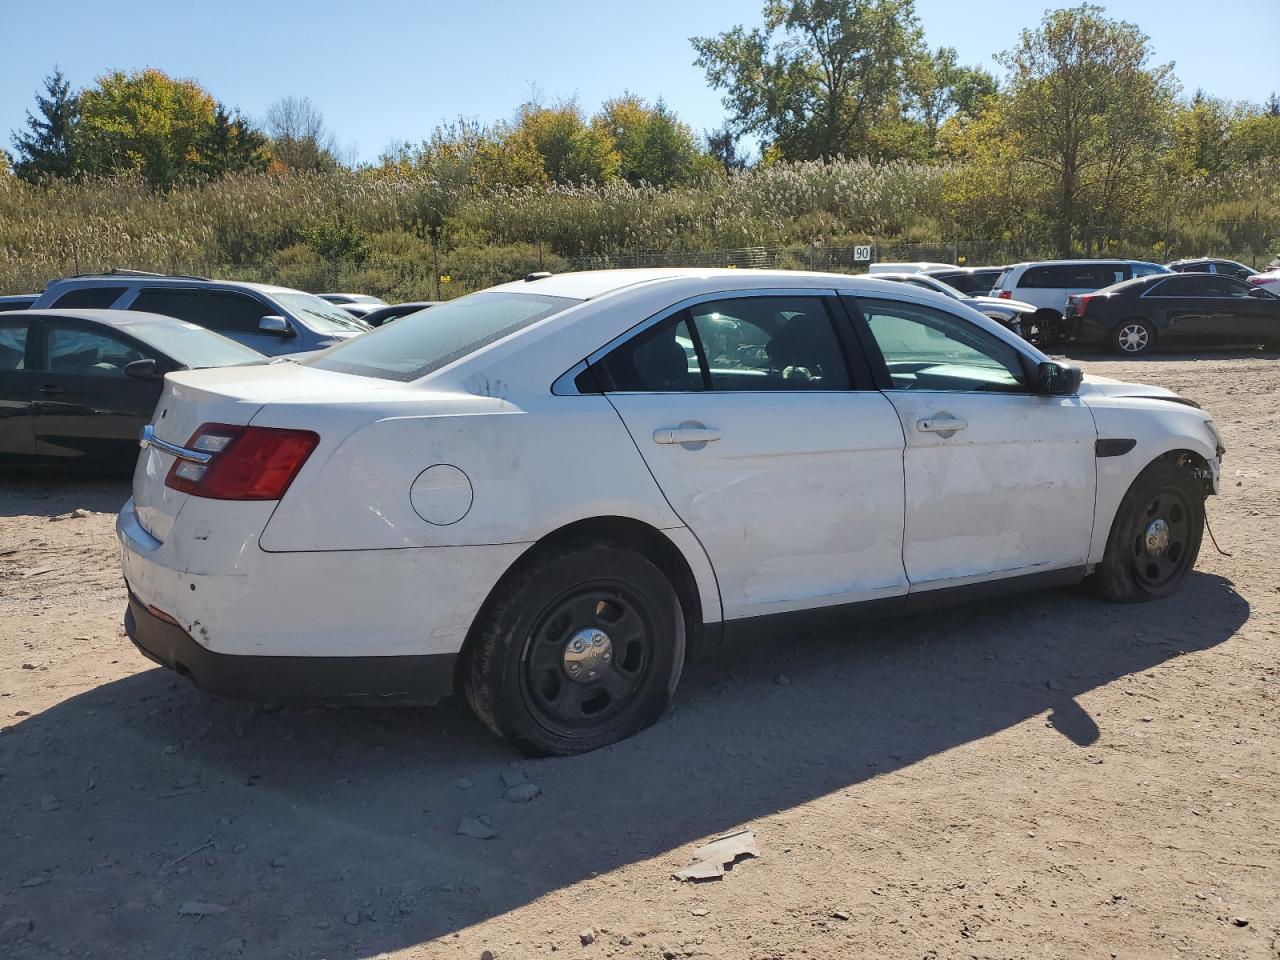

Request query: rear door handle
[
  {"left": 39, "top": 384, "right": 66, "bottom": 395},
  {"left": 653, "top": 425, "right": 722, "bottom": 445},
  {"left": 917, "top": 417, "right": 968, "bottom": 434}
]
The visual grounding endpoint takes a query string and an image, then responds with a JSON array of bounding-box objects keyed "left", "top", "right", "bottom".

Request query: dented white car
[{"left": 118, "top": 269, "right": 1223, "bottom": 755}]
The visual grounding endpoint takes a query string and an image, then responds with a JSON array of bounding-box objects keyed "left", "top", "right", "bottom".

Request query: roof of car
[
  {"left": 1007, "top": 259, "right": 1164, "bottom": 268},
  {"left": 486, "top": 267, "right": 906, "bottom": 301},
  {"left": 14, "top": 308, "right": 226, "bottom": 332},
  {"left": 924, "top": 265, "right": 1003, "bottom": 273},
  {"left": 44, "top": 274, "right": 305, "bottom": 297}
]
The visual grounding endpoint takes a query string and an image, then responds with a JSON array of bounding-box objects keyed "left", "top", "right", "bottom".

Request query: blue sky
[{"left": 2, "top": 0, "right": 1276, "bottom": 164}]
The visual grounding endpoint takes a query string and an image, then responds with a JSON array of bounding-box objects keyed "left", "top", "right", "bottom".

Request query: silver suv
[
  {"left": 990, "top": 260, "right": 1169, "bottom": 316},
  {"left": 32, "top": 272, "right": 369, "bottom": 355}
]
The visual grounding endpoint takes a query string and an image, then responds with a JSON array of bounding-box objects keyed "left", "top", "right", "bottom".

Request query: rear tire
[
  {"left": 1111, "top": 318, "right": 1155, "bottom": 356},
  {"left": 1089, "top": 459, "right": 1204, "bottom": 603},
  {"left": 461, "top": 541, "right": 685, "bottom": 756}
]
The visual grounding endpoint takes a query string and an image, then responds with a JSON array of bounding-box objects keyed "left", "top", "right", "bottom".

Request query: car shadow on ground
[
  {"left": 1, "top": 572, "right": 1248, "bottom": 959},
  {"left": 0, "top": 474, "right": 132, "bottom": 518}
]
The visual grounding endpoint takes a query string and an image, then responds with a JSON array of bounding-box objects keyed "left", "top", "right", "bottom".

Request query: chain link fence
[{"left": 4, "top": 237, "right": 1277, "bottom": 301}]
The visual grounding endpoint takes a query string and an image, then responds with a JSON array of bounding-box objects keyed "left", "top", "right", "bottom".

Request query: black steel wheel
[
  {"left": 461, "top": 541, "right": 685, "bottom": 756},
  {"left": 1090, "top": 459, "right": 1205, "bottom": 602},
  {"left": 520, "top": 583, "right": 657, "bottom": 732},
  {"left": 1130, "top": 486, "right": 1195, "bottom": 592}
]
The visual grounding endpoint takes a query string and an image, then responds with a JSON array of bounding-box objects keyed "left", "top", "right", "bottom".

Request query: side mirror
[
  {"left": 258, "top": 315, "right": 294, "bottom": 336},
  {"left": 124, "top": 358, "right": 158, "bottom": 380},
  {"left": 1035, "top": 360, "right": 1083, "bottom": 396},
  {"left": 1248, "top": 287, "right": 1271, "bottom": 299}
]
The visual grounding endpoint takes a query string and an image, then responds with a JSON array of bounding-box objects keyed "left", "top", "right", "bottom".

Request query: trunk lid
[{"left": 132, "top": 362, "right": 411, "bottom": 542}]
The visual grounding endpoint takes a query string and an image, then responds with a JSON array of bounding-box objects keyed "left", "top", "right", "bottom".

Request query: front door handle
[
  {"left": 917, "top": 416, "right": 968, "bottom": 434},
  {"left": 653, "top": 424, "right": 722, "bottom": 446},
  {"left": 39, "top": 384, "right": 66, "bottom": 395}
]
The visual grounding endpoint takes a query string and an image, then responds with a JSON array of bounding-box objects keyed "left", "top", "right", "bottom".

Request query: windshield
[
  {"left": 307, "top": 292, "right": 577, "bottom": 381},
  {"left": 135, "top": 322, "right": 264, "bottom": 368},
  {"left": 274, "top": 292, "right": 371, "bottom": 333}
]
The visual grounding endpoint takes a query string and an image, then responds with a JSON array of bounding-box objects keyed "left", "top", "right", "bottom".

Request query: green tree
[
  {"left": 993, "top": 4, "right": 1177, "bottom": 255},
  {"left": 9, "top": 68, "right": 81, "bottom": 181},
  {"left": 692, "top": 0, "right": 926, "bottom": 160},
  {"left": 598, "top": 95, "right": 708, "bottom": 184},
  {"left": 78, "top": 69, "right": 223, "bottom": 186},
  {"left": 200, "top": 104, "right": 270, "bottom": 178},
  {"left": 512, "top": 100, "right": 619, "bottom": 184}
]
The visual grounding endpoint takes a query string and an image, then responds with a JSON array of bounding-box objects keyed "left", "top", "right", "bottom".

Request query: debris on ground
[
  {"left": 457, "top": 817, "right": 498, "bottom": 840},
  {"left": 674, "top": 829, "right": 760, "bottom": 881},
  {"left": 505, "top": 782, "right": 540, "bottom": 802},
  {"left": 579, "top": 928, "right": 596, "bottom": 945}
]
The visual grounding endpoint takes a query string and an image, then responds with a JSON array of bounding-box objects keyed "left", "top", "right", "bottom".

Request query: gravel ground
[{"left": 1, "top": 351, "right": 1277, "bottom": 960}]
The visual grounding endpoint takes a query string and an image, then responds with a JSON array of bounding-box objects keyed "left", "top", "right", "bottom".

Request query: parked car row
[{"left": 871, "top": 256, "right": 1280, "bottom": 355}]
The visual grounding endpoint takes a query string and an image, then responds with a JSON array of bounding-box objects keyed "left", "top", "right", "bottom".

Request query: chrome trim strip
[{"left": 138, "top": 424, "right": 212, "bottom": 464}]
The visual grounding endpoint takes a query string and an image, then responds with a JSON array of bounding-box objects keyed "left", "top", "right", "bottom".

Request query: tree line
[{"left": 5, "top": 2, "right": 1279, "bottom": 260}]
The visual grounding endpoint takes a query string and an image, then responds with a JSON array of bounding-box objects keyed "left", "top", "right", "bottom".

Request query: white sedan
[{"left": 118, "top": 269, "right": 1223, "bottom": 755}]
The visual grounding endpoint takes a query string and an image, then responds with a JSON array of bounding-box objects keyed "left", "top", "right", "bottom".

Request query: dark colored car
[
  {"left": 1166, "top": 258, "right": 1257, "bottom": 281},
  {"left": 922, "top": 266, "right": 1004, "bottom": 296},
  {"left": 1065, "top": 273, "right": 1280, "bottom": 355},
  {"left": 0, "top": 309, "right": 263, "bottom": 469},
  {"left": 359, "top": 301, "right": 440, "bottom": 327},
  {"left": 0, "top": 294, "right": 39, "bottom": 312}
]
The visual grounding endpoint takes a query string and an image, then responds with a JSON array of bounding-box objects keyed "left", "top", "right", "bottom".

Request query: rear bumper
[
  {"left": 125, "top": 593, "right": 457, "bottom": 704},
  {"left": 117, "top": 497, "right": 526, "bottom": 659}
]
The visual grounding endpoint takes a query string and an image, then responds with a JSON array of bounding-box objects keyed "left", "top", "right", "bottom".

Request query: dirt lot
[{"left": 1, "top": 352, "right": 1277, "bottom": 960}]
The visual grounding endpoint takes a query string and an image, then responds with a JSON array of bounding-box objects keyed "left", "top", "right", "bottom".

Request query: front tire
[
  {"left": 1111, "top": 318, "right": 1155, "bottom": 356},
  {"left": 1090, "top": 459, "right": 1204, "bottom": 602},
  {"left": 461, "top": 542, "right": 685, "bottom": 756}
]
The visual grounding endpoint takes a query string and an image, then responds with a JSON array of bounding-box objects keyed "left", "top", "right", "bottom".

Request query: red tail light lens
[
  {"left": 997, "top": 290, "right": 1012, "bottom": 299},
  {"left": 1073, "top": 294, "right": 1095, "bottom": 316},
  {"left": 165, "top": 423, "right": 319, "bottom": 500}
]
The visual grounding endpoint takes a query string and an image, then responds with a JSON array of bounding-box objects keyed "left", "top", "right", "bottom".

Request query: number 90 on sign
[{"left": 853, "top": 245, "right": 872, "bottom": 262}]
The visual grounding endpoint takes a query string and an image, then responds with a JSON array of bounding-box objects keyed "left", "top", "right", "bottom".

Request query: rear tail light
[
  {"left": 997, "top": 290, "right": 1012, "bottom": 299},
  {"left": 165, "top": 423, "right": 319, "bottom": 500},
  {"left": 1072, "top": 294, "right": 1095, "bottom": 317}
]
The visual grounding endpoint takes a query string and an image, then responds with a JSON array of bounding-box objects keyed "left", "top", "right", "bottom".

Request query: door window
[
  {"left": 1203, "top": 277, "right": 1253, "bottom": 299},
  {"left": 1147, "top": 276, "right": 1211, "bottom": 297},
  {"left": 855, "top": 298, "right": 1028, "bottom": 393},
  {"left": 131, "top": 288, "right": 271, "bottom": 334},
  {"left": 0, "top": 321, "right": 29, "bottom": 370},
  {"left": 44, "top": 325, "right": 146, "bottom": 377},
  {"left": 688, "top": 297, "right": 850, "bottom": 390},
  {"left": 49, "top": 286, "right": 124, "bottom": 309},
  {"left": 594, "top": 315, "right": 705, "bottom": 392},
  {"left": 593, "top": 296, "right": 852, "bottom": 393}
]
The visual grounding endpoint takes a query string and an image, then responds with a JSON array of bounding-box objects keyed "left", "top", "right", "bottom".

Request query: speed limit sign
[{"left": 853, "top": 245, "right": 873, "bottom": 262}]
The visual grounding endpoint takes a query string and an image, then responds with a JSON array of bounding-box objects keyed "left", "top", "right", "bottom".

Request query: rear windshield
[
  {"left": 135, "top": 322, "right": 265, "bottom": 368},
  {"left": 307, "top": 292, "right": 577, "bottom": 381}
]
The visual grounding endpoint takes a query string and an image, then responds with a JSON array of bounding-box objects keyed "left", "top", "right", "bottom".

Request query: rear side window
[
  {"left": 50, "top": 286, "right": 123, "bottom": 309},
  {"left": 595, "top": 315, "right": 705, "bottom": 392},
  {"left": 0, "top": 320, "right": 29, "bottom": 370},
  {"left": 690, "top": 297, "right": 850, "bottom": 391},
  {"left": 309, "top": 292, "right": 576, "bottom": 381},
  {"left": 1016, "top": 266, "right": 1059, "bottom": 288},
  {"left": 594, "top": 296, "right": 852, "bottom": 393},
  {"left": 131, "top": 289, "right": 271, "bottom": 334},
  {"left": 1131, "top": 262, "right": 1167, "bottom": 279}
]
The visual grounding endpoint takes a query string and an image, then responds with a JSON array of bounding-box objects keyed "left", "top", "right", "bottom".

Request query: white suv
[{"left": 991, "top": 260, "right": 1169, "bottom": 316}]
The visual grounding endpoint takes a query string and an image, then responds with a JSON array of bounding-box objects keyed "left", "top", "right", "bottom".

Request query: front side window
[
  {"left": 44, "top": 325, "right": 146, "bottom": 377},
  {"left": 133, "top": 323, "right": 264, "bottom": 368},
  {"left": 855, "top": 298, "right": 1027, "bottom": 393},
  {"left": 1147, "top": 276, "right": 1208, "bottom": 297},
  {"left": 0, "top": 320, "right": 29, "bottom": 370},
  {"left": 309, "top": 292, "right": 576, "bottom": 382},
  {"left": 1204, "top": 277, "right": 1253, "bottom": 299},
  {"left": 50, "top": 286, "right": 124, "bottom": 309}
]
